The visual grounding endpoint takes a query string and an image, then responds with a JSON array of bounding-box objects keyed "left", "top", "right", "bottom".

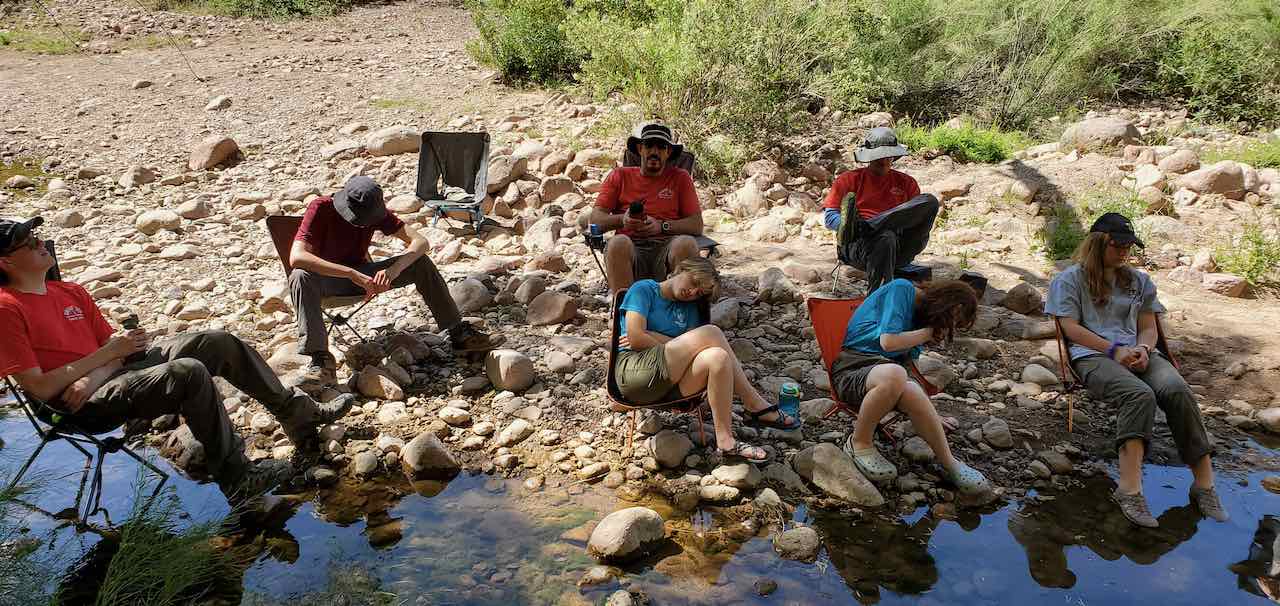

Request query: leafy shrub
[
  {"left": 1216, "top": 223, "right": 1280, "bottom": 285},
  {"left": 896, "top": 120, "right": 1027, "bottom": 163},
  {"left": 1036, "top": 189, "right": 1150, "bottom": 260},
  {"left": 150, "top": 0, "right": 352, "bottom": 18},
  {"left": 1205, "top": 139, "right": 1280, "bottom": 169},
  {"left": 466, "top": 0, "right": 579, "bottom": 84}
]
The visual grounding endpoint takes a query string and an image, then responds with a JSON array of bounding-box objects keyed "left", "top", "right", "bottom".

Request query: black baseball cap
[
  {"left": 0, "top": 216, "right": 43, "bottom": 254},
  {"left": 1090, "top": 212, "right": 1144, "bottom": 248},
  {"left": 333, "top": 176, "right": 387, "bottom": 227}
]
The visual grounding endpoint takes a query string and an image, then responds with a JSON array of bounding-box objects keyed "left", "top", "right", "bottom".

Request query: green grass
[
  {"left": 1035, "top": 189, "right": 1151, "bottom": 260},
  {"left": 241, "top": 564, "right": 402, "bottom": 605},
  {"left": 897, "top": 120, "right": 1030, "bottom": 163},
  {"left": 1, "top": 159, "right": 50, "bottom": 196},
  {"left": 0, "top": 28, "right": 87, "bottom": 54},
  {"left": 149, "top": 0, "right": 355, "bottom": 18},
  {"left": 1216, "top": 223, "right": 1280, "bottom": 284},
  {"left": 1205, "top": 139, "right": 1280, "bottom": 168},
  {"left": 370, "top": 97, "right": 434, "bottom": 112}
]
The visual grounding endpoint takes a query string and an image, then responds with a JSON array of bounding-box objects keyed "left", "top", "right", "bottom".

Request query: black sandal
[
  {"left": 742, "top": 404, "right": 802, "bottom": 430},
  {"left": 718, "top": 441, "right": 769, "bottom": 462}
]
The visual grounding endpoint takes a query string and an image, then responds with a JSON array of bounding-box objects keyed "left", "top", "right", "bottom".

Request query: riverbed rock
[
  {"left": 758, "top": 267, "right": 800, "bottom": 303},
  {"left": 1001, "top": 282, "right": 1044, "bottom": 316},
  {"left": 711, "top": 299, "right": 740, "bottom": 329},
  {"left": 900, "top": 436, "right": 935, "bottom": 463},
  {"left": 1059, "top": 117, "right": 1140, "bottom": 151},
  {"left": 982, "top": 418, "right": 1014, "bottom": 449},
  {"left": 438, "top": 406, "right": 471, "bottom": 426},
  {"left": 450, "top": 278, "right": 493, "bottom": 312},
  {"left": 1202, "top": 273, "right": 1249, "bottom": 298},
  {"left": 651, "top": 430, "right": 693, "bottom": 469},
  {"left": 352, "top": 451, "right": 379, "bottom": 477},
  {"left": 1158, "top": 149, "right": 1200, "bottom": 174},
  {"left": 365, "top": 125, "right": 419, "bottom": 156},
  {"left": 774, "top": 526, "right": 821, "bottom": 561},
  {"left": 495, "top": 419, "right": 534, "bottom": 447},
  {"left": 400, "top": 432, "right": 460, "bottom": 480},
  {"left": 791, "top": 443, "right": 884, "bottom": 507},
  {"left": 135, "top": 209, "right": 181, "bottom": 235},
  {"left": 485, "top": 349, "right": 535, "bottom": 391},
  {"left": 711, "top": 463, "right": 762, "bottom": 490},
  {"left": 587, "top": 507, "right": 666, "bottom": 563},
  {"left": 526, "top": 291, "right": 577, "bottom": 325},
  {"left": 1020, "top": 364, "right": 1060, "bottom": 387},
  {"left": 356, "top": 366, "right": 404, "bottom": 400},
  {"left": 189, "top": 135, "right": 240, "bottom": 171},
  {"left": 699, "top": 484, "right": 741, "bottom": 503},
  {"left": 1257, "top": 408, "right": 1280, "bottom": 434}
]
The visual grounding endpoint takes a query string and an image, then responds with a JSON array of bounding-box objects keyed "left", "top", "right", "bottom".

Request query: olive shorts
[
  {"left": 615, "top": 344, "right": 684, "bottom": 405},
  {"left": 632, "top": 237, "right": 677, "bottom": 282}
]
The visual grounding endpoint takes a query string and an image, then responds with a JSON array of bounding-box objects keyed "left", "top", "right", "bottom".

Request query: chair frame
[
  {"left": 415, "top": 131, "right": 491, "bottom": 234},
  {"left": 605, "top": 289, "right": 710, "bottom": 450},
  {"left": 264, "top": 215, "right": 373, "bottom": 344},
  {"left": 1052, "top": 314, "right": 1179, "bottom": 432},
  {"left": 806, "top": 297, "right": 938, "bottom": 437}
]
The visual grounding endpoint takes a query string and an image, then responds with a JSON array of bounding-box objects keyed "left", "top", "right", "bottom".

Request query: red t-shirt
[
  {"left": 822, "top": 168, "right": 921, "bottom": 219},
  {"left": 594, "top": 167, "right": 700, "bottom": 238},
  {"left": 294, "top": 196, "right": 406, "bottom": 266},
  {"left": 0, "top": 281, "right": 114, "bottom": 377}
]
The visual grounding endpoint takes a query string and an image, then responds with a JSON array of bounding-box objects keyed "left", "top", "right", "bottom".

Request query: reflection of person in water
[
  {"left": 1008, "top": 479, "right": 1201, "bottom": 589},
  {"left": 818, "top": 511, "right": 942, "bottom": 603},
  {"left": 1232, "top": 515, "right": 1280, "bottom": 603}
]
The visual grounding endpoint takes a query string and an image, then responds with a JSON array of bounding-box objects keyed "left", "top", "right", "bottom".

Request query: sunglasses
[
  {"left": 1107, "top": 240, "right": 1134, "bottom": 250},
  {"left": 640, "top": 139, "right": 671, "bottom": 150},
  {"left": 2, "top": 234, "right": 41, "bottom": 256}
]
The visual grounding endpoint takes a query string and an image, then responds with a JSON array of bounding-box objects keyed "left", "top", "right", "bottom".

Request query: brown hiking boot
[
  {"left": 449, "top": 323, "right": 505, "bottom": 352},
  {"left": 1189, "top": 485, "right": 1229, "bottom": 522},
  {"left": 1111, "top": 489, "right": 1158, "bottom": 528},
  {"left": 300, "top": 352, "right": 337, "bottom": 386}
]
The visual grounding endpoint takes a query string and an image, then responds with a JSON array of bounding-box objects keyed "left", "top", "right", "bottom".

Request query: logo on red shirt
[
  {"left": 64, "top": 305, "right": 85, "bottom": 322},
  {"left": 657, "top": 188, "right": 675, "bottom": 200}
]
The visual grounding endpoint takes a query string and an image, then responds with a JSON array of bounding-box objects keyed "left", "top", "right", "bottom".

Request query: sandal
[
  {"left": 742, "top": 404, "right": 802, "bottom": 430},
  {"left": 844, "top": 435, "right": 897, "bottom": 483},
  {"left": 718, "top": 441, "right": 769, "bottom": 463},
  {"left": 944, "top": 462, "right": 991, "bottom": 496}
]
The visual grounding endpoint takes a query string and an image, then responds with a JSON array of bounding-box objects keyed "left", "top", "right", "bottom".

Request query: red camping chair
[
  {"left": 1053, "top": 315, "right": 1179, "bottom": 432},
  {"left": 807, "top": 297, "right": 940, "bottom": 424},
  {"left": 606, "top": 289, "right": 709, "bottom": 450}
]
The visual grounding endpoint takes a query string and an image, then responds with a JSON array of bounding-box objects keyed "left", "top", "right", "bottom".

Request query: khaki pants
[{"left": 1073, "top": 352, "right": 1213, "bottom": 465}]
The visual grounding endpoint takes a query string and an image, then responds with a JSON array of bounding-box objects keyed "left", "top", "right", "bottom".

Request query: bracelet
[{"left": 1106, "top": 342, "right": 1119, "bottom": 360}]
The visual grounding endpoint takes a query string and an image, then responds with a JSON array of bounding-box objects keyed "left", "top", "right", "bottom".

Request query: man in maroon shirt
[
  {"left": 0, "top": 217, "right": 352, "bottom": 504},
  {"left": 289, "top": 177, "right": 500, "bottom": 382},
  {"left": 588, "top": 123, "right": 705, "bottom": 292}
]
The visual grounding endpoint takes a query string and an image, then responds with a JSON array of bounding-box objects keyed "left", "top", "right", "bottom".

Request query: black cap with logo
[{"left": 0, "top": 217, "right": 43, "bottom": 254}]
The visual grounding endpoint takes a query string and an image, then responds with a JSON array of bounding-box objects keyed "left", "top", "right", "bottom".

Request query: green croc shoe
[{"left": 844, "top": 435, "right": 897, "bottom": 483}]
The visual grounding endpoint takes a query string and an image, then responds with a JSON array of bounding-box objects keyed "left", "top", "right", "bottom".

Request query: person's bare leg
[
  {"left": 665, "top": 325, "right": 772, "bottom": 411},
  {"left": 605, "top": 235, "right": 636, "bottom": 293},
  {"left": 849, "top": 364, "right": 907, "bottom": 451},
  {"left": 1190, "top": 454, "right": 1214, "bottom": 490},
  {"left": 1117, "top": 439, "right": 1145, "bottom": 494},
  {"left": 677, "top": 348, "right": 736, "bottom": 448},
  {"left": 898, "top": 381, "right": 959, "bottom": 470},
  {"left": 666, "top": 235, "right": 699, "bottom": 270}
]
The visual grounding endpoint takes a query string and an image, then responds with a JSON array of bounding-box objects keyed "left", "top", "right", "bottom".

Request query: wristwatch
[{"left": 661, "top": 221, "right": 671, "bottom": 234}]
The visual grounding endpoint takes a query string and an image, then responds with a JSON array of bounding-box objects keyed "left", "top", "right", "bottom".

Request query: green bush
[
  {"left": 1216, "top": 223, "right": 1280, "bottom": 285},
  {"left": 149, "top": 0, "right": 351, "bottom": 18},
  {"left": 896, "top": 120, "right": 1027, "bottom": 163},
  {"left": 1205, "top": 139, "right": 1280, "bottom": 169},
  {"left": 1036, "top": 189, "right": 1150, "bottom": 260},
  {"left": 466, "top": 0, "right": 579, "bottom": 84}
]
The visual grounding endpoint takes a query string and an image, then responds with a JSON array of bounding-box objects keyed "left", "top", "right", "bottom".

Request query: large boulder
[
  {"left": 650, "top": 429, "right": 693, "bottom": 469},
  {"left": 1000, "top": 282, "right": 1044, "bottom": 316},
  {"left": 774, "top": 526, "right": 821, "bottom": 561},
  {"left": 524, "top": 216, "right": 565, "bottom": 252},
  {"left": 1202, "top": 273, "right": 1249, "bottom": 298},
  {"left": 790, "top": 443, "right": 884, "bottom": 507},
  {"left": 1058, "top": 117, "right": 1140, "bottom": 151},
  {"left": 135, "top": 210, "right": 181, "bottom": 236},
  {"left": 401, "top": 431, "right": 460, "bottom": 479},
  {"left": 587, "top": 507, "right": 666, "bottom": 563},
  {"left": 1158, "top": 149, "right": 1200, "bottom": 174},
  {"left": 485, "top": 349, "right": 535, "bottom": 391},
  {"left": 365, "top": 125, "right": 420, "bottom": 156},
  {"left": 758, "top": 268, "right": 800, "bottom": 303},
  {"left": 526, "top": 291, "right": 577, "bottom": 326},
  {"left": 486, "top": 155, "right": 528, "bottom": 194},
  {"left": 1258, "top": 408, "right": 1280, "bottom": 434},
  {"left": 188, "top": 135, "right": 240, "bottom": 171},
  {"left": 1177, "top": 161, "right": 1246, "bottom": 200}
]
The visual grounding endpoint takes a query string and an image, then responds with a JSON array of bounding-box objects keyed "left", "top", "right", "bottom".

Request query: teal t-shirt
[
  {"left": 842, "top": 278, "right": 921, "bottom": 359},
  {"left": 619, "top": 280, "right": 701, "bottom": 350}
]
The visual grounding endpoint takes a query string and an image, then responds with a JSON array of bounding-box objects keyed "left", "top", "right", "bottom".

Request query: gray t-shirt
[{"left": 1044, "top": 264, "right": 1166, "bottom": 360}]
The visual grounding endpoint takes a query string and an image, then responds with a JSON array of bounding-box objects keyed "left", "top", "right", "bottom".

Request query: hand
[
  {"left": 635, "top": 216, "right": 662, "bottom": 238},
  {"left": 623, "top": 214, "right": 647, "bottom": 233},
  {"left": 350, "top": 270, "right": 388, "bottom": 301},
  {"left": 1112, "top": 346, "right": 1139, "bottom": 366},
  {"left": 106, "top": 331, "right": 146, "bottom": 360},
  {"left": 59, "top": 377, "right": 96, "bottom": 413},
  {"left": 619, "top": 334, "right": 631, "bottom": 349},
  {"left": 1127, "top": 346, "right": 1150, "bottom": 372},
  {"left": 373, "top": 265, "right": 403, "bottom": 290}
]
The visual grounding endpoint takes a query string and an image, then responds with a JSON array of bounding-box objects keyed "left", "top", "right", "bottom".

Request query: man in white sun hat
[{"left": 822, "top": 126, "right": 941, "bottom": 293}]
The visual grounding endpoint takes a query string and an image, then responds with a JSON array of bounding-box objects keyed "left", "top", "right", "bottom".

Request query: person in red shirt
[
  {"left": 289, "top": 176, "right": 501, "bottom": 383},
  {"left": 0, "top": 217, "right": 353, "bottom": 504},
  {"left": 822, "top": 127, "right": 941, "bottom": 293},
  {"left": 589, "top": 123, "right": 705, "bottom": 292}
]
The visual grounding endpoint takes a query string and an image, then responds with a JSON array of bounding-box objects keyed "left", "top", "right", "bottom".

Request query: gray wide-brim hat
[
  {"left": 854, "top": 126, "right": 909, "bottom": 163},
  {"left": 334, "top": 176, "right": 387, "bottom": 227},
  {"left": 626, "top": 122, "right": 684, "bottom": 160}
]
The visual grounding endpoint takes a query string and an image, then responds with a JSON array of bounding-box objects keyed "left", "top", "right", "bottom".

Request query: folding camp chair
[
  {"left": 1052, "top": 315, "right": 1179, "bottom": 432},
  {"left": 806, "top": 297, "right": 939, "bottom": 424},
  {"left": 264, "top": 215, "right": 372, "bottom": 344},
  {"left": 416, "top": 131, "right": 490, "bottom": 234},
  {"left": 606, "top": 289, "right": 710, "bottom": 450},
  {"left": 2, "top": 241, "right": 167, "bottom": 525}
]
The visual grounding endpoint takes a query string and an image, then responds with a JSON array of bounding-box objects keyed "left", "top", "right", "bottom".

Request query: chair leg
[
  {"left": 63, "top": 437, "right": 94, "bottom": 519},
  {"left": 118, "top": 445, "right": 171, "bottom": 516},
  {"left": 4, "top": 435, "right": 53, "bottom": 494},
  {"left": 695, "top": 406, "right": 706, "bottom": 450},
  {"left": 628, "top": 411, "right": 636, "bottom": 452},
  {"left": 1067, "top": 392, "right": 1074, "bottom": 433}
]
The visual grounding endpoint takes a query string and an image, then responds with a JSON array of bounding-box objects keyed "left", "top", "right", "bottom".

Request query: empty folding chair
[{"left": 416, "top": 131, "right": 490, "bottom": 234}]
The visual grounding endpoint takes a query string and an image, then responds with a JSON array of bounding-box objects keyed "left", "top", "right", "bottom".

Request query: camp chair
[
  {"left": 416, "top": 131, "right": 490, "bottom": 233},
  {"left": 264, "top": 215, "right": 371, "bottom": 343},
  {"left": 2, "top": 241, "right": 167, "bottom": 525},
  {"left": 606, "top": 289, "right": 709, "bottom": 450},
  {"left": 806, "top": 297, "right": 940, "bottom": 424},
  {"left": 1052, "top": 315, "right": 1179, "bottom": 432}
]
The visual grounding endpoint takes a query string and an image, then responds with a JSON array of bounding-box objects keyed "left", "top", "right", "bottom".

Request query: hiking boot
[
  {"left": 449, "top": 323, "right": 505, "bottom": 352},
  {"left": 1111, "top": 489, "right": 1158, "bottom": 528},
  {"left": 1189, "top": 485, "right": 1229, "bottom": 522},
  {"left": 300, "top": 352, "right": 337, "bottom": 386},
  {"left": 279, "top": 390, "right": 356, "bottom": 447},
  {"left": 836, "top": 192, "right": 858, "bottom": 264},
  {"left": 894, "top": 263, "right": 933, "bottom": 283},
  {"left": 219, "top": 459, "right": 293, "bottom": 506}
]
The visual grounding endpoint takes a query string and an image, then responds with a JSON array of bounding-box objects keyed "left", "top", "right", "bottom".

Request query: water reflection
[
  {"left": 1233, "top": 516, "right": 1280, "bottom": 603},
  {"left": 815, "top": 510, "right": 943, "bottom": 602}
]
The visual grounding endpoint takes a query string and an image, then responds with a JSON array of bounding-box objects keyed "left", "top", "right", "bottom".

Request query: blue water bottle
[{"left": 779, "top": 382, "right": 801, "bottom": 421}]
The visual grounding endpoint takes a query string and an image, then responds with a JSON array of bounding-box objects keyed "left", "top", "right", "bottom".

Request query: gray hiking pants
[
  {"left": 852, "top": 194, "right": 940, "bottom": 293},
  {"left": 1073, "top": 352, "right": 1213, "bottom": 465},
  {"left": 72, "top": 331, "right": 303, "bottom": 483},
  {"left": 289, "top": 254, "right": 461, "bottom": 356}
]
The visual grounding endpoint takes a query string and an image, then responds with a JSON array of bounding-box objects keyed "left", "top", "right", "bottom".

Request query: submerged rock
[
  {"left": 400, "top": 432, "right": 460, "bottom": 480},
  {"left": 588, "top": 507, "right": 666, "bottom": 563},
  {"left": 774, "top": 526, "right": 821, "bottom": 561}
]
